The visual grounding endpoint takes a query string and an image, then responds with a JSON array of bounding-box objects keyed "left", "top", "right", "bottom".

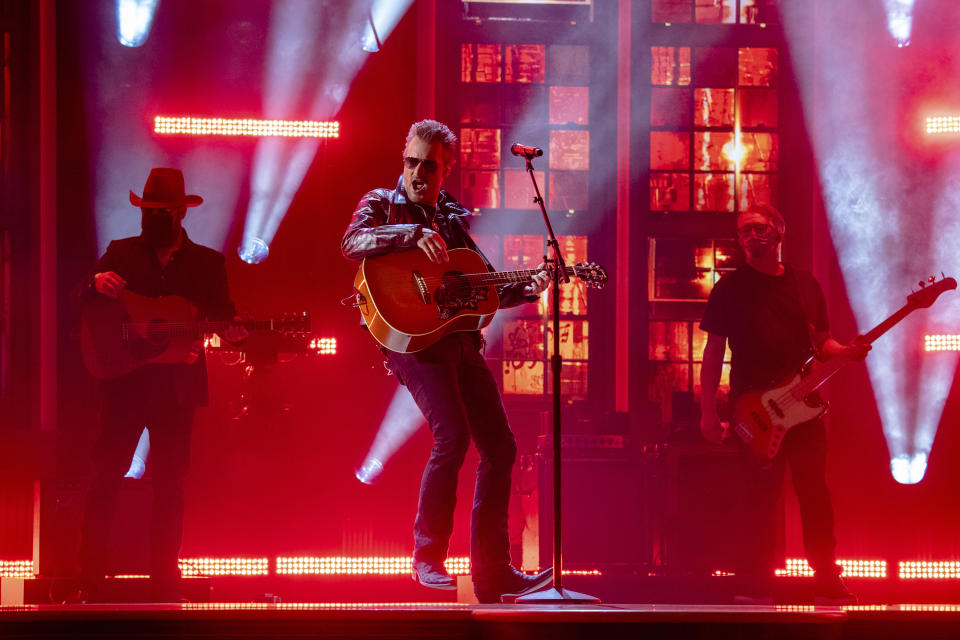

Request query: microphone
[{"left": 510, "top": 143, "right": 543, "bottom": 159}]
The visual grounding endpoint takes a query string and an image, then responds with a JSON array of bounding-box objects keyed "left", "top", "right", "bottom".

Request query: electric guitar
[
  {"left": 353, "top": 247, "right": 608, "bottom": 353},
  {"left": 731, "top": 275, "right": 956, "bottom": 460},
  {"left": 80, "top": 289, "right": 311, "bottom": 379}
]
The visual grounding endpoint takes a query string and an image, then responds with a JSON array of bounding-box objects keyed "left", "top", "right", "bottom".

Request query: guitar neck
[
  {"left": 123, "top": 319, "right": 278, "bottom": 338},
  {"left": 468, "top": 266, "right": 578, "bottom": 287},
  {"left": 795, "top": 301, "right": 914, "bottom": 397}
]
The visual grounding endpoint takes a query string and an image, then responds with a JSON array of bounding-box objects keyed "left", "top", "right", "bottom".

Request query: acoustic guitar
[
  {"left": 80, "top": 289, "right": 310, "bottom": 379},
  {"left": 353, "top": 247, "right": 607, "bottom": 353}
]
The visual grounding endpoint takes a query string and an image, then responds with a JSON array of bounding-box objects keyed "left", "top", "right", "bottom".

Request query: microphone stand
[{"left": 514, "top": 154, "right": 599, "bottom": 604}]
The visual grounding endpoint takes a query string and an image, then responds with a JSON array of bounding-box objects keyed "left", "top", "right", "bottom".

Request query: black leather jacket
[{"left": 341, "top": 177, "right": 536, "bottom": 308}]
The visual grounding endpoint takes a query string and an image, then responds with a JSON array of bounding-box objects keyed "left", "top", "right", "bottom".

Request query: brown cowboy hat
[{"left": 129, "top": 168, "right": 203, "bottom": 208}]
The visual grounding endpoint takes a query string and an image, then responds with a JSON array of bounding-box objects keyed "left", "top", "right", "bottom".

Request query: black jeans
[
  {"left": 79, "top": 368, "right": 194, "bottom": 590},
  {"left": 385, "top": 333, "right": 517, "bottom": 587},
  {"left": 738, "top": 419, "right": 838, "bottom": 589}
]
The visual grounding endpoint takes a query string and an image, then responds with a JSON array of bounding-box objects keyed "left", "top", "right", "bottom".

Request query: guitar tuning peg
[
  {"left": 929, "top": 275, "right": 937, "bottom": 283},
  {"left": 918, "top": 281, "right": 926, "bottom": 288}
]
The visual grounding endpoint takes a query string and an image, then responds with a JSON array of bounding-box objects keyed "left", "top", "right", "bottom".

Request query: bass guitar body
[
  {"left": 354, "top": 248, "right": 500, "bottom": 353},
  {"left": 731, "top": 364, "right": 829, "bottom": 460}
]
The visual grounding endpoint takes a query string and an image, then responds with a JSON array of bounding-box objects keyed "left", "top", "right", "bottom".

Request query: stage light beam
[
  {"left": 883, "top": 0, "right": 915, "bottom": 47},
  {"left": 117, "top": 0, "right": 160, "bottom": 48}
]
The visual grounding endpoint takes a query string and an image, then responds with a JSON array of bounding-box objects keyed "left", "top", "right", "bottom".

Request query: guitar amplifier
[
  {"left": 534, "top": 434, "right": 648, "bottom": 569},
  {"left": 645, "top": 441, "right": 783, "bottom": 575}
]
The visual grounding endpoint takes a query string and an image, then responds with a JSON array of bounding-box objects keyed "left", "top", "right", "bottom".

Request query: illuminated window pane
[
  {"left": 652, "top": 237, "right": 714, "bottom": 300},
  {"left": 741, "top": 0, "right": 780, "bottom": 24},
  {"left": 652, "top": 0, "right": 692, "bottom": 23},
  {"left": 461, "top": 171, "right": 500, "bottom": 209},
  {"left": 650, "top": 172, "right": 690, "bottom": 211},
  {"left": 695, "top": 0, "right": 735, "bottom": 23},
  {"left": 504, "top": 235, "right": 544, "bottom": 270},
  {"left": 741, "top": 132, "right": 777, "bottom": 171},
  {"left": 558, "top": 234, "right": 588, "bottom": 265},
  {"left": 695, "top": 131, "right": 735, "bottom": 171},
  {"left": 462, "top": 44, "right": 502, "bottom": 83},
  {"left": 652, "top": 47, "right": 691, "bottom": 86},
  {"left": 739, "top": 173, "right": 778, "bottom": 210},
  {"left": 739, "top": 87, "right": 778, "bottom": 127},
  {"left": 505, "top": 44, "right": 546, "bottom": 83},
  {"left": 549, "top": 171, "right": 589, "bottom": 211},
  {"left": 461, "top": 128, "right": 501, "bottom": 169},
  {"left": 693, "top": 48, "right": 736, "bottom": 87},
  {"left": 714, "top": 239, "right": 739, "bottom": 269},
  {"left": 550, "top": 86, "right": 589, "bottom": 125},
  {"left": 548, "top": 45, "right": 590, "bottom": 85},
  {"left": 557, "top": 235, "right": 588, "bottom": 316},
  {"left": 650, "top": 363, "right": 690, "bottom": 402},
  {"left": 460, "top": 94, "right": 498, "bottom": 125},
  {"left": 694, "top": 88, "right": 734, "bottom": 127},
  {"left": 649, "top": 321, "right": 690, "bottom": 361},
  {"left": 546, "top": 320, "right": 588, "bottom": 360},
  {"left": 503, "top": 318, "right": 545, "bottom": 361},
  {"left": 504, "top": 169, "right": 543, "bottom": 210},
  {"left": 651, "top": 87, "right": 691, "bottom": 128},
  {"left": 549, "top": 130, "right": 589, "bottom": 170},
  {"left": 651, "top": 131, "right": 690, "bottom": 170},
  {"left": 503, "top": 360, "right": 544, "bottom": 395},
  {"left": 694, "top": 173, "right": 735, "bottom": 212},
  {"left": 543, "top": 361, "right": 588, "bottom": 400},
  {"left": 739, "top": 48, "right": 778, "bottom": 87}
]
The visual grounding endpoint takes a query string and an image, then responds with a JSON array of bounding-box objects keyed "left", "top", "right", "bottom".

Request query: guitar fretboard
[
  {"left": 121, "top": 319, "right": 289, "bottom": 340},
  {"left": 422, "top": 267, "right": 580, "bottom": 288}
]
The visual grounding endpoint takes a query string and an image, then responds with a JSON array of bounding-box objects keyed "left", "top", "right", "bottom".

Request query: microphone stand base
[{"left": 514, "top": 587, "right": 601, "bottom": 604}]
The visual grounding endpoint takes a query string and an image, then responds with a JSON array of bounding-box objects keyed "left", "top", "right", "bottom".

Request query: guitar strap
[{"left": 787, "top": 266, "right": 819, "bottom": 356}]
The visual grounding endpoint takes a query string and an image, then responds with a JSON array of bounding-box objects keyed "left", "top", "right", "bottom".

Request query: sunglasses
[
  {"left": 403, "top": 156, "right": 439, "bottom": 174},
  {"left": 737, "top": 223, "right": 776, "bottom": 237}
]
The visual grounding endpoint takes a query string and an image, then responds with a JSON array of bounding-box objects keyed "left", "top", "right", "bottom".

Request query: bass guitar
[
  {"left": 80, "top": 289, "right": 311, "bottom": 379},
  {"left": 353, "top": 247, "right": 607, "bottom": 353},
  {"left": 731, "top": 274, "right": 955, "bottom": 460}
]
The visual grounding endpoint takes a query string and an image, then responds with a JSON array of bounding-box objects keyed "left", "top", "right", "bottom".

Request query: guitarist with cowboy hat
[{"left": 74, "top": 168, "right": 247, "bottom": 602}]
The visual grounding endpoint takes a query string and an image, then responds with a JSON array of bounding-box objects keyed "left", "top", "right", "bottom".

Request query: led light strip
[
  {"left": 310, "top": 337, "right": 338, "bottom": 355},
  {"left": 775, "top": 558, "right": 888, "bottom": 579},
  {"left": 179, "top": 557, "right": 269, "bottom": 576},
  {"left": 0, "top": 560, "right": 33, "bottom": 579},
  {"left": 275, "top": 556, "right": 472, "bottom": 576},
  {"left": 926, "top": 116, "right": 960, "bottom": 134},
  {"left": 924, "top": 334, "right": 960, "bottom": 352},
  {"left": 899, "top": 560, "right": 960, "bottom": 580},
  {"left": 154, "top": 116, "right": 340, "bottom": 138}
]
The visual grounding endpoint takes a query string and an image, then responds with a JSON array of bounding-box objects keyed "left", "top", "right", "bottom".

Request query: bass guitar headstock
[{"left": 907, "top": 274, "right": 956, "bottom": 309}]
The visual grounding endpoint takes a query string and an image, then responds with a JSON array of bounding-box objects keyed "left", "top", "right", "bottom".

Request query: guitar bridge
[{"left": 412, "top": 271, "right": 430, "bottom": 304}]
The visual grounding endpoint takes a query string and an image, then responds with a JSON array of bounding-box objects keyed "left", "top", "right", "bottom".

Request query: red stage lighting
[
  {"left": 776, "top": 558, "right": 887, "bottom": 579},
  {"left": 275, "top": 556, "right": 470, "bottom": 576},
  {"left": 925, "top": 116, "right": 960, "bottom": 135},
  {"left": 0, "top": 560, "right": 32, "bottom": 579},
  {"left": 153, "top": 116, "right": 340, "bottom": 139},
  {"left": 899, "top": 561, "right": 960, "bottom": 580},
  {"left": 924, "top": 334, "right": 960, "bottom": 352},
  {"left": 178, "top": 557, "right": 269, "bottom": 577},
  {"left": 310, "top": 337, "right": 338, "bottom": 355}
]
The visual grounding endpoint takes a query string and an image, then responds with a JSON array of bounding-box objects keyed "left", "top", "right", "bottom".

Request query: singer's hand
[
  {"left": 417, "top": 228, "right": 448, "bottom": 264},
  {"left": 524, "top": 263, "right": 550, "bottom": 297}
]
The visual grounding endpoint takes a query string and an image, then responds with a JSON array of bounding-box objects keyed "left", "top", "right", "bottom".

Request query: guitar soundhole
[{"left": 435, "top": 271, "right": 489, "bottom": 321}]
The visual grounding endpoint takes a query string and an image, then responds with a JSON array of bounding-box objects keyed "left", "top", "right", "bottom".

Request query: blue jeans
[{"left": 385, "top": 333, "right": 517, "bottom": 587}]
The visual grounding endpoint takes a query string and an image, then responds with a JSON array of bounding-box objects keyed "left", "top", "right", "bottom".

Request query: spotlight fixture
[
  {"left": 238, "top": 237, "right": 270, "bottom": 265},
  {"left": 117, "top": 0, "right": 160, "bottom": 47}
]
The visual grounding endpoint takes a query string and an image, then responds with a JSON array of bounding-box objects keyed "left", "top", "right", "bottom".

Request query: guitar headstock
[
  {"left": 907, "top": 275, "right": 957, "bottom": 309},
  {"left": 572, "top": 262, "right": 608, "bottom": 289}
]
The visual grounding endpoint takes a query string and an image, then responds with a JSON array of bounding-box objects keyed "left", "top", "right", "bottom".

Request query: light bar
[
  {"left": 311, "top": 337, "right": 338, "bottom": 355},
  {"left": 154, "top": 116, "right": 340, "bottom": 138},
  {"left": 775, "top": 558, "right": 887, "bottom": 579},
  {"left": 899, "top": 560, "right": 960, "bottom": 580},
  {"left": 181, "top": 602, "right": 471, "bottom": 610},
  {"left": 926, "top": 116, "right": 960, "bottom": 134},
  {"left": 0, "top": 560, "right": 33, "bottom": 579},
  {"left": 178, "top": 557, "right": 269, "bottom": 576},
  {"left": 925, "top": 334, "right": 960, "bottom": 352},
  {"left": 275, "top": 556, "right": 471, "bottom": 576}
]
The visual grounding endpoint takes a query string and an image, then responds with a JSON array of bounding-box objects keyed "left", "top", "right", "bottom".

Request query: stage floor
[{"left": 2, "top": 603, "right": 959, "bottom": 640}]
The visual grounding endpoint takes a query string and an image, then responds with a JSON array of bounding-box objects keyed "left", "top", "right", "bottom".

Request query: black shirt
[
  {"left": 85, "top": 231, "right": 236, "bottom": 407},
  {"left": 700, "top": 264, "right": 828, "bottom": 402}
]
